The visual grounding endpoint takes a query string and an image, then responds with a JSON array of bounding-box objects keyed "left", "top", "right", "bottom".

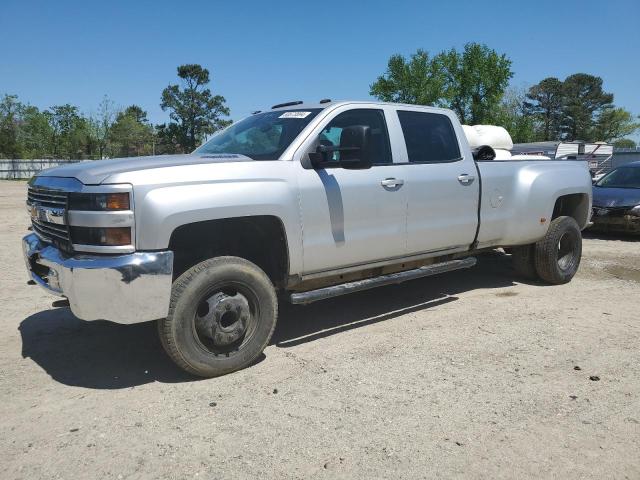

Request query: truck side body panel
[
  {"left": 476, "top": 160, "right": 592, "bottom": 248},
  {"left": 293, "top": 104, "right": 409, "bottom": 274},
  {"left": 106, "top": 161, "right": 305, "bottom": 276},
  {"left": 395, "top": 107, "right": 480, "bottom": 256}
]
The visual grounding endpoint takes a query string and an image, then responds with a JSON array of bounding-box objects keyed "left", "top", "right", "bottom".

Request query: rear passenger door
[{"left": 396, "top": 109, "right": 479, "bottom": 255}]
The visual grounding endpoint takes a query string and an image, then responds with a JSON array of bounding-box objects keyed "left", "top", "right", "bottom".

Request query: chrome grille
[
  {"left": 27, "top": 187, "right": 68, "bottom": 208},
  {"left": 27, "top": 185, "right": 72, "bottom": 250},
  {"left": 31, "top": 218, "right": 69, "bottom": 241}
]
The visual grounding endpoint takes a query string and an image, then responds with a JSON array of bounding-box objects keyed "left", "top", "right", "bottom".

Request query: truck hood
[
  {"left": 36, "top": 153, "right": 253, "bottom": 185},
  {"left": 592, "top": 186, "right": 640, "bottom": 208}
]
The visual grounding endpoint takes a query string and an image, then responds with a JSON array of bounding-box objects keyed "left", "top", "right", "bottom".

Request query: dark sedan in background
[{"left": 590, "top": 161, "right": 640, "bottom": 234}]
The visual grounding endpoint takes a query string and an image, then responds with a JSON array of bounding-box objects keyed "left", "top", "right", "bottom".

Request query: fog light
[
  {"left": 102, "top": 227, "right": 132, "bottom": 245},
  {"left": 71, "top": 227, "right": 132, "bottom": 246}
]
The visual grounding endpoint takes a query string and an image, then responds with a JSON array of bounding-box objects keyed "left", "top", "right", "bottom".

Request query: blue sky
[{"left": 2, "top": 0, "right": 639, "bottom": 133}]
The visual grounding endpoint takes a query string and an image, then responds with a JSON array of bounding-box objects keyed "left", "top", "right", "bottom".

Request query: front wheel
[
  {"left": 534, "top": 216, "right": 582, "bottom": 284},
  {"left": 158, "top": 256, "right": 278, "bottom": 377}
]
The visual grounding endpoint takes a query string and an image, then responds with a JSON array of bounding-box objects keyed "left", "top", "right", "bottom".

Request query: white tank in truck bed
[{"left": 463, "top": 124, "right": 551, "bottom": 160}]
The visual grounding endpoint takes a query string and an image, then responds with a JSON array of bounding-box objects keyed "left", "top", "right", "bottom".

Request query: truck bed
[{"left": 475, "top": 159, "right": 592, "bottom": 249}]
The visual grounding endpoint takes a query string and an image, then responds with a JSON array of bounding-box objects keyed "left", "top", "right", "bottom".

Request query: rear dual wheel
[
  {"left": 158, "top": 256, "right": 277, "bottom": 378},
  {"left": 511, "top": 216, "right": 582, "bottom": 284}
]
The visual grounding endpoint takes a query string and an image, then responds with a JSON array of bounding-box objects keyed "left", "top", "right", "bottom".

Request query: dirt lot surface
[{"left": 1, "top": 179, "right": 639, "bottom": 479}]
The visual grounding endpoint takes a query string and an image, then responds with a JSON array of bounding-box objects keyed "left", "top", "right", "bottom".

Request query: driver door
[{"left": 296, "top": 107, "right": 408, "bottom": 274}]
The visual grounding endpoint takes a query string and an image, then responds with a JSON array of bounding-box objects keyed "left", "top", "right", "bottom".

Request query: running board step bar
[{"left": 289, "top": 257, "right": 477, "bottom": 305}]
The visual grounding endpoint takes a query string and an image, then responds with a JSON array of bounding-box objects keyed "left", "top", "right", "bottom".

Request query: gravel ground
[{"left": 1, "top": 180, "right": 639, "bottom": 479}]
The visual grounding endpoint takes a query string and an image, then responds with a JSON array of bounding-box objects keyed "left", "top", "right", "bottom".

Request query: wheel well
[
  {"left": 169, "top": 216, "right": 289, "bottom": 288},
  {"left": 552, "top": 194, "right": 590, "bottom": 228}
]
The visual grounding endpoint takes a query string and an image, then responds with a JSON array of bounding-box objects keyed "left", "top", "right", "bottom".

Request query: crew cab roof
[
  {"left": 268, "top": 100, "right": 454, "bottom": 114},
  {"left": 269, "top": 101, "right": 338, "bottom": 110}
]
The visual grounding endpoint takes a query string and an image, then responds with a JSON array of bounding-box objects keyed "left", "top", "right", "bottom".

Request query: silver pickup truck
[{"left": 23, "top": 100, "right": 592, "bottom": 377}]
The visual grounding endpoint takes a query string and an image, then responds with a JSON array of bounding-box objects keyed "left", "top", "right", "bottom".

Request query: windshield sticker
[{"left": 279, "top": 111, "right": 312, "bottom": 119}]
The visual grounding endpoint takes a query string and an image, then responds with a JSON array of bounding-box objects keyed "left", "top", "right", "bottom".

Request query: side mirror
[{"left": 308, "top": 125, "right": 372, "bottom": 169}]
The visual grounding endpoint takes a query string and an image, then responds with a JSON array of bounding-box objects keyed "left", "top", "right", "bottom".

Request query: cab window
[
  {"left": 397, "top": 110, "right": 461, "bottom": 163},
  {"left": 196, "top": 109, "right": 321, "bottom": 160},
  {"left": 319, "top": 109, "right": 392, "bottom": 165}
]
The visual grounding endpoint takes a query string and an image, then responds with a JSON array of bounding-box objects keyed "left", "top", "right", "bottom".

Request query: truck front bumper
[{"left": 22, "top": 233, "right": 174, "bottom": 324}]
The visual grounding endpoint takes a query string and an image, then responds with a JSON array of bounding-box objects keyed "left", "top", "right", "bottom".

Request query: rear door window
[{"left": 397, "top": 111, "right": 461, "bottom": 163}]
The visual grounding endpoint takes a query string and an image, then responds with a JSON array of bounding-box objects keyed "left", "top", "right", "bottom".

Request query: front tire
[
  {"left": 534, "top": 216, "right": 582, "bottom": 284},
  {"left": 158, "top": 256, "right": 278, "bottom": 377}
]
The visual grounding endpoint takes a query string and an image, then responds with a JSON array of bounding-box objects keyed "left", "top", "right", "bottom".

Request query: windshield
[
  {"left": 195, "top": 109, "right": 322, "bottom": 160},
  {"left": 596, "top": 166, "right": 640, "bottom": 189}
]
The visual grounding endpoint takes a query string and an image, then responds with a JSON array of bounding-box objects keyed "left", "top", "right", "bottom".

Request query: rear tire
[
  {"left": 158, "top": 256, "right": 278, "bottom": 377},
  {"left": 534, "top": 216, "right": 582, "bottom": 285}
]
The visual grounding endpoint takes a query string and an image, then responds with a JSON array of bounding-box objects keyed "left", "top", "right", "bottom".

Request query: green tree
[
  {"left": 160, "top": 64, "right": 231, "bottom": 152},
  {"left": 46, "top": 104, "right": 91, "bottom": 158},
  {"left": 371, "top": 43, "right": 512, "bottom": 125},
  {"left": 369, "top": 49, "right": 447, "bottom": 105},
  {"left": 524, "top": 77, "right": 564, "bottom": 140},
  {"left": 593, "top": 107, "right": 639, "bottom": 143},
  {"left": 612, "top": 138, "right": 637, "bottom": 149},
  {"left": 0, "top": 94, "right": 24, "bottom": 158},
  {"left": 437, "top": 43, "right": 513, "bottom": 124},
  {"left": 561, "top": 73, "right": 613, "bottom": 141},
  {"left": 154, "top": 123, "right": 183, "bottom": 154},
  {"left": 88, "top": 95, "right": 118, "bottom": 159},
  {"left": 489, "top": 87, "right": 536, "bottom": 143},
  {"left": 121, "top": 105, "right": 148, "bottom": 124},
  {"left": 18, "top": 106, "right": 54, "bottom": 158},
  {"left": 110, "top": 105, "right": 154, "bottom": 157}
]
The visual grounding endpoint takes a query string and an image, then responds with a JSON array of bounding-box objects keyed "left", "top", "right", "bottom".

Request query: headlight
[
  {"left": 630, "top": 205, "right": 640, "bottom": 217},
  {"left": 66, "top": 190, "right": 134, "bottom": 253},
  {"left": 68, "top": 192, "right": 130, "bottom": 211}
]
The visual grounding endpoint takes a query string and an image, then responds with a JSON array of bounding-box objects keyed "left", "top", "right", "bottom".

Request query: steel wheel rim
[
  {"left": 191, "top": 281, "right": 260, "bottom": 356},
  {"left": 557, "top": 231, "right": 577, "bottom": 271}
]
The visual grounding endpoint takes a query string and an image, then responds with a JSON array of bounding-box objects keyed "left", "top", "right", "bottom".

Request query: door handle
[
  {"left": 381, "top": 178, "right": 404, "bottom": 187},
  {"left": 457, "top": 174, "right": 475, "bottom": 185}
]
